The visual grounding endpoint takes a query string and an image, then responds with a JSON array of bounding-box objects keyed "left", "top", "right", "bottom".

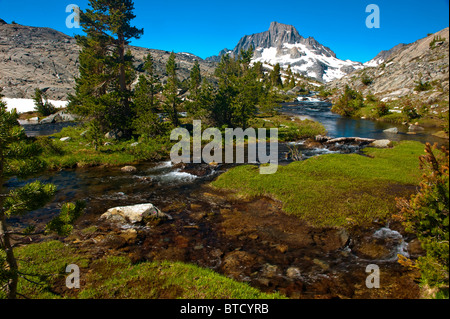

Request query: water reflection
[{"left": 281, "top": 101, "right": 447, "bottom": 146}]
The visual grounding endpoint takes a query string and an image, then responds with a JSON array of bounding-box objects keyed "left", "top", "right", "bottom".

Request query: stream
[{"left": 8, "top": 99, "right": 445, "bottom": 298}]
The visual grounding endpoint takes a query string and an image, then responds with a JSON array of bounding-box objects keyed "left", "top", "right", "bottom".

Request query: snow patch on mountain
[
  {"left": 3, "top": 98, "right": 68, "bottom": 113},
  {"left": 252, "top": 42, "right": 363, "bottom": 82}
]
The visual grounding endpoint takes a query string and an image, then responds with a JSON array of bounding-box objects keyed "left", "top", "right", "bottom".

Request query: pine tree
[
  {"left": 189, "top": 60, "right": 202, "bottom": 97},
  {"left": 162, "top": 52, "right": 181, "bottom": 127},
  {"left": 232, "top": 63, "right": 262, "bottom": 129},
  {"left": 69, "top": 0, "right": 143, "bottom": 136},
  {"left": 213, "top": 54, "right": 240, "bottom": 127},
  {"left": 134, "top": 54, "right": 161, "bottom": 114},
  {"left": 68, "top": 33, "right": 111, "bottom": 126},
  {"left": 239, "top": 46, "right": 254, "bottom": 71},
  {"left": 33, "top": 89, "right": 56, "bottom": 116},
  {"left": 185, "top": 60, "right": 204, "bottom": 118},
  {"left": 0, "top": 89, "right": 85, "bottom": 299},
  {"left": 132, "top": 53, "right": 164, "bottom": 138},
  {"left": 142, "top": 53, "right": 161, "bottom": 113},
  {"left": 285, "top": 65, "right": 295, "bottom": 89},
  {"left": 211, "top": 48, "right": 263, "bottom": 129},
  {"left": 270, "top": 63, "right": 283, "bottom": 88},
  {"left": 253, "top": 61, "right": 266, "bottom": 81}
]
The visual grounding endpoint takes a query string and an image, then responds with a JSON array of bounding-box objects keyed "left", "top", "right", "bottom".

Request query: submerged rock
[
  {"left": 433, "top": 131, "right": 449, "bottom": 139},
  {"left": 383, "top": 127, "right": 398, "bottom": 134},
  {"left": 121, "top": 166, "right": 137, "bottom": 173},
  {"left": 100, "top": 203, "right": 171, "bottom": 225},
  {"left": 286, "top": 267, "right": 302, "bottom": 279},
  {"left": 408, "top": 124, "right": 425, "bottom": 132}
]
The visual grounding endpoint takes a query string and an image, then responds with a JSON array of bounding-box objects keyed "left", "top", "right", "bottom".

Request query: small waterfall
[{"left": 373, "top": 227, "right": 409, "bottom": 261}]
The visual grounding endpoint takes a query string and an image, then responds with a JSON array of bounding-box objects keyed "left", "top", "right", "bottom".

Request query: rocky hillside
[
  {"left": 326, "top": 28, "right": 449, "bottom": 104},
  {"left": 0, "top": 21, "right": 217, "bottom": 100},
  {"left": 207, "top": 22, "right": 363, "bottom": 83},
  {"left": 363, "top": 43, "right": 408, "bottom": 67}
]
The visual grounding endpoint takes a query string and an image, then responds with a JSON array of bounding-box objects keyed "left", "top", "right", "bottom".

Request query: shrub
[
  {"left": 375, "top": 101, "right": 390, "bottom": 117},
  {"left": 402, "top": 103, "right": 420, "bottom": 120},
  {"left": 361, "top": 74, "right": 373, "bottom": 86},
  {"left": 430, "top": 35, "right": 446, "bottom": 49},
  {"left": 331, "top": 86, "right": 364, "bottom": 117},
  {"left": 396, "top": 144, "right": 449, "bottom": 298},
  {"left": 365, "top": 93, "right": 378, "bottom": 103},
  {"left": 414, "top": 79, "right": 433, "bottom": 92}
]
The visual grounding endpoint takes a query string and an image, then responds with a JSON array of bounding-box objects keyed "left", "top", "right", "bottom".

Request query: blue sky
[{"left": 0, "top": 0, "right": 448, "bottom": 62}]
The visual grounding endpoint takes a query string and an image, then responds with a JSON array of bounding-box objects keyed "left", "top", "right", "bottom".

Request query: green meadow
[
  {"left": 7, "top": 241, "right": 285, "bottom": 299},
  {"left": 212, "top": 141, "right": 425, "bottom": 228}
]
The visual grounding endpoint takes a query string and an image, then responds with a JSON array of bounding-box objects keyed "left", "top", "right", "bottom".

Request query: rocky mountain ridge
[
  {"left": 326, "top": 27, "right": 449, "bottom": 104},
  {"left": 363, "top": 43, "right": 408, "bottom": 67},
  {"left": 0, "top": 21, "right": 217, "bottom": 100}
]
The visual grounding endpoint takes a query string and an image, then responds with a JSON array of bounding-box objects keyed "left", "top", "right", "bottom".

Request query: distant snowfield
[
  {"left": 253, "top": 43, "right": 364, "bottom": 82},
  {"left": 3, "top": 98, "right": 68, "bottom": 113}
]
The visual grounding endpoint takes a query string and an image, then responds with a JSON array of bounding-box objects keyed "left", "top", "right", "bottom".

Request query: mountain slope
[
  {"left": 326, "top": 27, "right": 449, "bottom": 104},
  {"left": 363, "top": 43, "right": 408, "bottom": 67},
  {"left": 0, "top": 21, "right": 216, "bottom": 100},
  {"left": 207, "top": 22, "right": 363, "bottom": 83}
]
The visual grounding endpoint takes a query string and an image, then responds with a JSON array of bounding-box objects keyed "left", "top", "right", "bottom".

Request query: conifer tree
[
  {"left": 189, "top": 60, "right": 202, "bottom": 97},
  {"left": 133, "top": 54, "right": 164, "bottom": 138},
  {"left": 33, "top": 89, "right": 56, "bottom": 117},
  {"left": 286, "top": 65, "right": 296, "bottom": 89},
  {"left": 211, "top": 48, "right": 263, "bottom": 129},
  {"left": 0, "top": 90, "right": 85, "bottom": 299},
  {"left": 134, "top": 54, "right": 161, "bottom": 114},
  {"left": 213, "top": 54, "right": 240, "bottom": 127},
  {"left": 270, "top": 63, "right": 283, "bottom": 88},
  {"left": 162, "top": 52, "right": 181, "bottom": 127},
  {"left": 69, "top": 0, "right": 143, "bottom": 136},
  {"left": 289, "top": 75, "right": 296, "bottom": 89},
  {"left": 185, "top": 60, "right": 204, "bottom": 118}
]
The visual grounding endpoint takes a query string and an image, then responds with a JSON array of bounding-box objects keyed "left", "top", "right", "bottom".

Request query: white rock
[
  {"left": 408, "top": 124, "right": 425, "bottom": 132},
  {"left": 100, "top": 203, "right": 171, "bottom": 224},
  {"left": 60, "top": 137, "right": 71, "bottom": 142},
  {"left": 370, "top": 139, "right": 392, "bottom": 148},
  {"left": 383, "top": 127, "right": 398, "bottom": 134},
  {"left": 121, "top": 166, "right": 137, "bottom": 173}
]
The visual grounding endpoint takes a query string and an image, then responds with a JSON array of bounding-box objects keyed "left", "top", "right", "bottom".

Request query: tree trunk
[
  {"left": 118, "top": 34, "right": 127, "bottom": 93},
  {"left": 172, "top": 100, "right": 179, "bottom": 127},
  {"left": 0, "top": 147, "right": 18, "bottom": 299},
  {"left": 0, "top": 210, "right": 18, "bottom": 299},
  {"left": 117, "top": 33, "right": 132, "bottom": 135}
]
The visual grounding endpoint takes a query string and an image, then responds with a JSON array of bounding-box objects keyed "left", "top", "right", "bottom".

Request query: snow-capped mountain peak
[{"left": 207, "top": 22, "right": 363, "bottom": 83}]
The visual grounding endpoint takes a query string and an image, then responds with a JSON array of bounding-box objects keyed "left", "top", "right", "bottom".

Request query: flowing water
[
  {"left": 282, "top": 100, "right": 447, "bottom": 146},
  {"left": 9, "top": 100, "right": 442, "bottom": 298},
  {"left": 21, "top": 122, "right": 77, "bottom": 137}
]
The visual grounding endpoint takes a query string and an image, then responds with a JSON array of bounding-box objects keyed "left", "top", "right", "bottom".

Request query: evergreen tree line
[{"left": 68, "top": 0, "right": 297, "bottom": 139}]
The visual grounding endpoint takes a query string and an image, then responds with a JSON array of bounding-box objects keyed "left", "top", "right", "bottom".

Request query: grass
[
  {"left": 249, "top": 114, "right": 327, "bottom": 142},
  {"left": 37, "top": 125, "right": 174, "bottom": 170},
  {"left": 7, "top": 240, "right": 285, "bottom": 299},
  {"left": 212, "top": 141, "right": 426, "bottom": 228},
  {"left": 2, "top": 241, "right": 90, "bottom": 299},
  {"left": 37, "top": 115, "right": 326, "bottom": 170}
]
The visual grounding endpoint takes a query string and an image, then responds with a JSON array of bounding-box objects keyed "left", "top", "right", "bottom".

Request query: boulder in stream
[
  {"left": 121, "top": 166, "right": 137, "bottom": 173},
  {"left": 100, "top": 203, "right": 172, "bottom": 225},
  {"left": 383, "top": 127, "right": 398, "bottom": 134}
]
